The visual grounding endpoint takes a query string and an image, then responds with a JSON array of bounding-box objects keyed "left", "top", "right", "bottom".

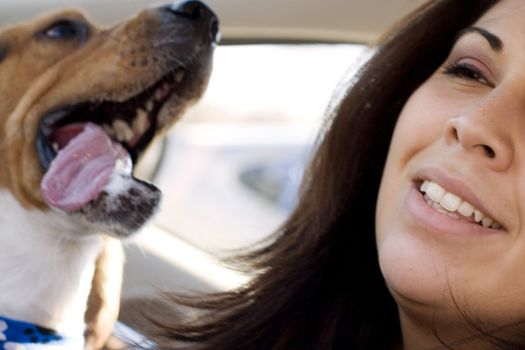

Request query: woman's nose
[{"left": 444, "top": 114, "right": 513, "bottom": 171}]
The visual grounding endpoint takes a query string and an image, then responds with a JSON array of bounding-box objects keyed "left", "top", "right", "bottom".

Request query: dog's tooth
[
  {"left": 162, "top": 82, "right": 170, "bottom": 96},
  {"left": 154, "top": 82, "right": 172, "bottom": 101},
  {"left": 113, "top": 119, "right": 134, "bottom": 142},
  {"left": 155, "top": 88, "right": 164, "bottom": 101},
  {"left": 103, "top": 124, "right": 116, "bottom": 137},
  {"left": 146, "top": 100, "right": 154, "bottom": 112},
  {"left": 175, "top": 70, "right": 185, "bottom": 83},
  {"left": 132, "top": 109, "right": 149, "bottom": 135},
  {"left": 52, "top": 142, "right": 59, "bottom": 152}
]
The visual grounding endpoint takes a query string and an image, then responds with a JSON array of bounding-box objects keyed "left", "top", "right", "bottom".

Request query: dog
[{"left": 0, "top": 1, "right": 218, "bottom": 349}]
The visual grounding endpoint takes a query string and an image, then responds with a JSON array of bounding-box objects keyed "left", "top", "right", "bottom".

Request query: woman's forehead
[{"left": 476, "top": 0, "right": 525, "bottom": 29}]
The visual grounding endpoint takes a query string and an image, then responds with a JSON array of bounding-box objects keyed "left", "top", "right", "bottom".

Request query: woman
[{"left": 151, "top": 0, "right": 525, "bottom": 348}]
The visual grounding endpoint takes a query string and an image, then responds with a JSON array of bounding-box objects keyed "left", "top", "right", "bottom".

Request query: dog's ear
[{"left": 84, "top": 237, "right": 125, "bottom": 350}]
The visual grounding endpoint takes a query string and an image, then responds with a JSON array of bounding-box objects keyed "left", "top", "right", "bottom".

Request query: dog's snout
[{"left": 163, "top": 0, "right": 219, "bottom": 42}]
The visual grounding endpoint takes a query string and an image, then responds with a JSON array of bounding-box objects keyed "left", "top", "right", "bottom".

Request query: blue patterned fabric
[{"left": 0, "top": 316, "right": 83, "bottom": 349}]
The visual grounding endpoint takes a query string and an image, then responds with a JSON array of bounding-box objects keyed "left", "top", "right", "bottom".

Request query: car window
[{"left": 152, "top": 43, "right": 366, "bottom": 253}]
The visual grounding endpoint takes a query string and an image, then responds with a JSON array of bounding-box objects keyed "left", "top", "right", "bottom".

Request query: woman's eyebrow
[{"left": 456, "top": 26, "right": 503, "bottom": 52}]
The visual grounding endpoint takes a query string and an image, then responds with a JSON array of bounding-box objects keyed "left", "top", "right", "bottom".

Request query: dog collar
[{"left": 0, "top": 316, "right": 83, "bottom": 349}]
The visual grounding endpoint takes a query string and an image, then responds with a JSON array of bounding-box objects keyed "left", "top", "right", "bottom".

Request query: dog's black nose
[{"left": 164, "top": 0, "right": 219, "bottom": 43}]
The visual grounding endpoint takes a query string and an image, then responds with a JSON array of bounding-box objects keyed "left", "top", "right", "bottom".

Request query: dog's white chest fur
[{"left": 0, "top": 190, "right": 102, "bottom": 337}]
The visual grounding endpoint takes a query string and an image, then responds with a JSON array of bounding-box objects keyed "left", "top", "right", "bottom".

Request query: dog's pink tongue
[{"left": 41, "top": 123, "right": 128, "bottom": 212}]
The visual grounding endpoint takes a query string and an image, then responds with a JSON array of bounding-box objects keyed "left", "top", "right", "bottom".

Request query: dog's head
[{"left": 0, "top": 1, "right": 218, "bottom": 237}]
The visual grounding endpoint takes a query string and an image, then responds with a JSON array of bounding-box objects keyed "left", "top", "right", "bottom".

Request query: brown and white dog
[{"left": 0, "top": 1, "right": 217, "bottom": 349}]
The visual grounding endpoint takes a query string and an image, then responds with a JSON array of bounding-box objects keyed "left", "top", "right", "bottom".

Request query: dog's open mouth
[{"left": 36, "top": 70, "right": 183, "bottom": 213}]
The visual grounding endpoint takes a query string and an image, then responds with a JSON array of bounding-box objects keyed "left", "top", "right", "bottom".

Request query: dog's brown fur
[
  {"left": 85, "top": 238, "right": 124, "bottom": 350},
  {"left": 0, "top": 5, "right": 215, "bottom": 349}
]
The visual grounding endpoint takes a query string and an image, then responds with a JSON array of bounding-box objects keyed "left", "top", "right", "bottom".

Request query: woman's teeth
[{"left": 420, "top": 180, "right": 501, "bottom": 230}]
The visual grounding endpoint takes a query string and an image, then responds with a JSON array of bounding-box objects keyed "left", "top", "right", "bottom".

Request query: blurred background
[{"left": 1, "top": 0, "right": 426, "bottom": 308}]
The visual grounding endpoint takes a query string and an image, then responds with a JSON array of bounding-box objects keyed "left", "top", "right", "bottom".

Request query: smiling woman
[
  {"left": 143, "top": 0, "right": 525, "bottom": 349},
  {"left": 377, "top": 1, "right": 525, "bottom": 345}
]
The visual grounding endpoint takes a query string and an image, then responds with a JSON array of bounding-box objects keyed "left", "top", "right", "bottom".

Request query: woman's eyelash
[{"left": 442, "top": 62, "right": 494, "bottom": 87}]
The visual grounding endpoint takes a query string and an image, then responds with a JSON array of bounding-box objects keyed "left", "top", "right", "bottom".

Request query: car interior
[{"left": 2, "top": 0, "right": 426, "bottom": 348}]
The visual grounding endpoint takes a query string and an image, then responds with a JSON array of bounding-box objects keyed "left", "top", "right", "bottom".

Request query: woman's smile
[
  {"left": 419, "top": 180, "right": 498, "bottom": 229},
  {"left": 406, "top": 178, "right": 504, "bottom": 238},
  {"left": 404, "top": 166, "right": 506, "bottom": 238}
]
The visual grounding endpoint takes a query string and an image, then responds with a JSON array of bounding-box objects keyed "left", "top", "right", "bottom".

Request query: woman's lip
[
  {"left": 406, "top": 184, "right": 504, "bottom": 237},
  {"left": 414, "top": 167, "right": 503, "bottom": 230}
]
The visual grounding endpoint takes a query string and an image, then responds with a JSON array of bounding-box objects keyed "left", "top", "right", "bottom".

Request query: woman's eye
[
  {"left": 40, "top": 20, "right": 88, "bottom": 40},
  {"left": 443, "top": 62, "right": 494, "bottom": 87}
]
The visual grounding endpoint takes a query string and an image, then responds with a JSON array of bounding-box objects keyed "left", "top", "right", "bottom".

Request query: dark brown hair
[{"left": 149, "top": 1, "right": 499, "bottom": 349}]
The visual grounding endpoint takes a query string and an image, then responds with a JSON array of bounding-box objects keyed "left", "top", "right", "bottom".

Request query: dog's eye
[{"left": 40, "top": 19, "right": 89, "bottom": 40}]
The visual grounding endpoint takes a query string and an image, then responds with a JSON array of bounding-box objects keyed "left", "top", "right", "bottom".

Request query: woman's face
[{"left": 376, "top": 0, "right": 525, "bottom": 332}]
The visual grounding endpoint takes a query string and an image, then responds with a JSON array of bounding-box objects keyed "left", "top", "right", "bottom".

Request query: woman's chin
[{"left": 378, "top": 232, "right": 452, "bottom": 311}]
